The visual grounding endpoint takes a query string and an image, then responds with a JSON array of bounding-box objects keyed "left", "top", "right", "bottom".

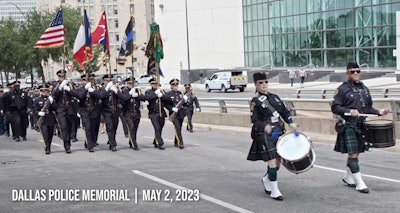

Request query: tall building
[
  {"left": 36, "top": 0, "right": 155, "bottom": 76},
  {"left": 0, "top": 0, "right": 36, "bottom": 22},
  {"left": 243, "top": 0, "right": 400, "bottom": 69}
]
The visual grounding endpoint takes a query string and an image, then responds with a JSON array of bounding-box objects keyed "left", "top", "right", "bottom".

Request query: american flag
[{"left": 34, "top": 8, "right": 64, "bottom": 49}]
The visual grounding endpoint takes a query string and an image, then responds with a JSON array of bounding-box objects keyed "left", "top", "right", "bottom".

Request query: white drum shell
[{"left": 277, "top": 132, "right": 311, "bottom": 161}]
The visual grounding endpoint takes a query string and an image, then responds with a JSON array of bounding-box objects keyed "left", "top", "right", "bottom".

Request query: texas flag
[
  {"left": 92, "top": 11, "right": 109, "bottom": 56},
  {"left": 73, "top": 10, "right": 93, "bottom": 69}
]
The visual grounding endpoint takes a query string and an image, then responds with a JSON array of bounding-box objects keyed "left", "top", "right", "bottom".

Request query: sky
[{"left": 154, "top": 0, "right": 244, "bottom": 82}]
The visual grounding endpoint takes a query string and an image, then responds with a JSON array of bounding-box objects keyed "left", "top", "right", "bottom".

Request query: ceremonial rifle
[
  {"left": 36, "top": 81, "right": 61, "bottom": 128},
  {"left": 169, "top": 89, "right": 192, "bottom": 121}
]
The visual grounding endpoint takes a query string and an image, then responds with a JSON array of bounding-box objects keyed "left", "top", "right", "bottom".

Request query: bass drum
[{"left": 277, "top": 131, "right": 315, "bottom": 174}]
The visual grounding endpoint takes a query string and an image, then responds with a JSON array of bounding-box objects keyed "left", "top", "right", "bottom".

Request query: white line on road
[
  {"left": 314, "top": 165, "right": 400, "bottom": 183},
  {"left": 132, "top": 170, "right": 253, "bottom": 213}
]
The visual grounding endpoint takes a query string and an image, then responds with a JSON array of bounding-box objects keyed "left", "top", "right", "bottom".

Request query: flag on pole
[
  {"left": 92, "top": 11, "right": 110, "bottom": 57},
  {"left": 117, "top": 38, "right": 126, "bottom": 65},
  {"left": 124, "top": 16, "right": 134, "bottom": 57},
  {"left": 145, "top": 23, "right": 163, "bottom": 63},
  {"left": 34, "top": 8, "right": 64, "bottom": 48},
  {"left": 147, "top": 56, "right": 164, "bottom": 77},
  {"left": 73, "top": 10, "right": 93, "bottom": 69}
]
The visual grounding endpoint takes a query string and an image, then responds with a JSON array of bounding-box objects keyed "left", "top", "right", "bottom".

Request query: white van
[{"left": 205, "top": 71, "right": 247, "bottom": 92}]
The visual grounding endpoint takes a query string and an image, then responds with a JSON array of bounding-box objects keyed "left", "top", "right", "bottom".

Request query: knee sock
[
  {"left": 347, "top": 158, "right": 360, "bottom": 173},
  {"left": 268, "top": 167, "right": 278, "bottom": 181}
]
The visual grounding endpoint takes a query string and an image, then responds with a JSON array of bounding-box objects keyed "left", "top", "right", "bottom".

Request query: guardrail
[
  {"left": 295, "top": 88, "right": 400, "bottom": 99},
  {"left": 198, "top": 97, "right": 400, "bottom": 121}
]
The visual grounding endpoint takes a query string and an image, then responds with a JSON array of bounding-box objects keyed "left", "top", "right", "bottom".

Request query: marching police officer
[
  {"left": 164, "top": 79, "right": 187, "bottom": 149},
  {"left": 145, "top": 77, "right": 167, "bottom": 150},
  {"left": 182, "top": 83, "right": 200, "bottom": 133},
  {"left": 331, "top": 62, "right": 388, "bottom": 193},
  {"left": 34, "top": 84, "right": 57, "bottom": 154},
  {"left": 117, "top": 77, "right": 147, "bottom": 150},
  {"left": 52, "top": 70, "right": 75, "bottom": 153},
  {"left": 100, "top": 74, "right": 119, "bottom": 151},
  {"left": 4, "top": 81, "right": 32, "bottom": 141}
]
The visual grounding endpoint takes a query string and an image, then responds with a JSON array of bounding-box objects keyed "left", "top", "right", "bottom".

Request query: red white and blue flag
[
  {"left": 92, "top": 11, "right": 109, "bottom": 56},
  {"left": 34, "top": 8, "right": 64, "bottom": 48},
  {"left": 73, "top": 10, "right": 93, "bottom": 69}
]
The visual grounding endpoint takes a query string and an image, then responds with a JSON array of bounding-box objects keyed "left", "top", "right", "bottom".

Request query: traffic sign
[{"left": 66, "top": 64, "right": 73, "bottom": 71}]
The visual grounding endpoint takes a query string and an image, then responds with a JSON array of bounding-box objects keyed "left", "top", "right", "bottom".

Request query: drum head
[
  {"left": 277, "top": 132, "right": 311, "bottom": 161},
  {"left": 364, "top": 119, "right": 393, "bottom": 127}
]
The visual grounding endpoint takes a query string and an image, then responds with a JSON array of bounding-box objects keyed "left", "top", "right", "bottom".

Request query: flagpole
[{"left": 153, "top": 23, "right": 161, "bottom": 117}]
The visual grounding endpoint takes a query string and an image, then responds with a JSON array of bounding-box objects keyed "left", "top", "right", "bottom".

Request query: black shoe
[
  {"left": 158, "top": 145, "right": 165, "bottom": 150},
  {"left": 22, "top": 137, "right": 27, "bottom": 141},
  {"left": 357, "top": 188, "right": 369, "bottom": 193},
  {"left": 188, "top": 129, "right": 193, "bottom": 133},
  {"left": 89, "top": 148, "right": 94, "bottom": 152},
  {"left": 84, "top": 142, "right": 88, "bottom": 149},
  {"left": 154, "top": 144, "right": 159, "bottom": 148},
  {"left": 71, "top": 139, "right": 78, "bottom": 142},
  {"left": 111, "top": 146, "right": 117, "bottom": 152},
  {"left": 15, "top": 138, "right": 20, "bottom": 142},
  {"left": 13, "top": 136, "right": 16, "bottom": 140},
  {"left": 342, "top": 179, "right": 356, "bottom": 188},
  {"left": 45, "top": 149, "right": 50, "bottom": 155},
  {"left": 96, "top": 142, "right": 99, "bottom": 146},
  {"left": 133, "top": 147, "right": 140, "bottom": 150},
  {"left": 179, "top": 145, "right": 184, "bottom": 149},
  {"left": 65, "top": 149, "right": 71, "bottom": 154},
  {"left": 272, "top": 196, "right": 284, "bottom": 201}
]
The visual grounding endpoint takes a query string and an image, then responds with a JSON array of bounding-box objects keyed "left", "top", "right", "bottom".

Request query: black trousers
[
  {"left": 40, "top": 124, "right": 55, "bottom": 151},
  {"left": 149, "top": 114, "right": 165, "bottom": 147},
  {"left": 124, "top": 112, "right": 140, "bottom": 148},
  {"left": 103, "top": 111, "right": 119, "bottom": 147},
  {"left": 56, "top": 113, "right": 74, "bottom": 150},
  {"left": 184, "top": 108, "right": 194, "bottom": 131},
  {"left": 10, "top": 111, "right": 28, "bottom": 138},
  {"left": 119, "top": 112, "right": 129, "bottom": 137},
  {"left": 172, "top": 117, "right": 184, "bottom": 146},
  {"left": 70, "top": 114, "right": 79, "bottom": 140}
]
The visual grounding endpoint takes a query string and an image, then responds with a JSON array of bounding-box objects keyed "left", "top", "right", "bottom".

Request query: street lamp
[{"left": 185, "top": 0, "right": 191, "bottom": 83}]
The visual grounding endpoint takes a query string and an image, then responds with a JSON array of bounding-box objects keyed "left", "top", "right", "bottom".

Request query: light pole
[{"left": 185, "top": 0, "right": 191, "bottom": 83}]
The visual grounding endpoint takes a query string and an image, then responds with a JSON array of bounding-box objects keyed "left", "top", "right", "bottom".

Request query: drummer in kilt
[
  {"left": 331, "top": 62, "right": 388, "bottom": 193},
  {"left": 247, "top": 72, "right": 297, "bottom": 201}
]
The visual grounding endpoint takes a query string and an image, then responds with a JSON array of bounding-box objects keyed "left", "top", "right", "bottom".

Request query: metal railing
[{"left": 198, "top": 97, "right": 400, "bottom": 121}]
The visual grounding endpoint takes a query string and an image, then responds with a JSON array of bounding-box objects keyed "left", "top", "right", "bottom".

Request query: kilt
[
  {"left": 247, "top": 133, "right": 279, "bottom": 161},
  {"left": 334, "top": 122, "right": 365, "bottom": 154}
]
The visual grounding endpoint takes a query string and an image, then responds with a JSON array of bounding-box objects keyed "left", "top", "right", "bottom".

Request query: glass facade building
[{"left": 243, "top": 0, "right": 400, "bottom": 68}]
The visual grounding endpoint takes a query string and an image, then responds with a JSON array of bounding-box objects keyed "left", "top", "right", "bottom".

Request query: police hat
[
  {"left": 38, "top": 84, "right": 51, "bottom": 91},
  {"left": 81, "top": 73, "right": 95, "bottom": 80},
  {"left": 124, "top": 76, "right": 135, "bottom": 83},
  {"left": 184, "top": 83, "right": 191, "bottom": 88},
  {"left": 347, "top": 62, "right": 360, "bottom": 71},
  {"left": 149, "top": 78, "right": 157, "bottom": 84},
  {"left": 56, "top": 70, "right": 67, "bottom": 77},
  {"left": 102, "top": 74, "right": 114, "bottom": 80},
  {"left": 253, "top": 72, "right": 267, "bottom": 82},
  {"left": 169, "top": 78, "right": 179, "bottom": 85}
]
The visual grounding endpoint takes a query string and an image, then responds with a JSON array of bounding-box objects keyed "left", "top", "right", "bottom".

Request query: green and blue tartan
[{"left": 334, "top": 122, "right": 365, "bottom": 154}]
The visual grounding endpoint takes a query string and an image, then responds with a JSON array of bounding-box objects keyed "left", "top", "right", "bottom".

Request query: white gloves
[
  {"left": 289, "top": 123, "right": 298, "bottom": 129},
  {"left": 59, "top": 79, "right": 68, "bottom": 90},
  {"left": 379, "top": 109, "right": 388, "bottom": 116},
  {"left": 172, "top": 107, "right": 178, "bottom": 112},
  {"left": 87, "top": 87, "right": 94, "bottom": 93},
  {"left": 183, "top": 95, "right": 188, "bottom": 102},
  {"left": 77, "top": 113, "right": 81, "bottom": 118},
  {"left": 105, "top": 81, "right": 113, "bottom": 91},
  {"left": 48, "top": 95, "right": 54, "bottom": 104},
  {"left": 38, "top": 111, "right": 45, "bottom": 117},
  {"left": 195, "top": 108, "right": 200, "bottom": 112},
  {"left": 63, "top": 85, "right": 70, "bottom": 92},
  {"left": 84, "top": 82, "right": 92, "bottom": 90},
  {"left": 155, "top": 89, "right": 163, "bottom": 97},
  {"left": 129, "top": 89, "right": 138, "bottom": 98}
]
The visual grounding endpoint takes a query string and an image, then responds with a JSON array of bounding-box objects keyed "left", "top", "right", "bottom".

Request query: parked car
[{"left": 135, "top": 74, "right": 154, "bottom": 84}]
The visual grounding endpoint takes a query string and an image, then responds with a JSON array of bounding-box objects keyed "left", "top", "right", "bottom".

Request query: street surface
[{"left": 1, "top": 118, "right": 399, "bottom": 213}]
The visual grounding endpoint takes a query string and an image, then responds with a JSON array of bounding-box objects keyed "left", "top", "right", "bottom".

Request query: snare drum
[
  {"left": 364, "top": 120, "right": 395, "bottom": 148},
  {"left": 276, "top": 131, "right": 315, "bottom": 174}
]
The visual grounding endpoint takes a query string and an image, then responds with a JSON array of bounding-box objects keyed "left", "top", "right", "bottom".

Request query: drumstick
[{"left": 344, "top": 112, "right": 378, "bottom": 117}]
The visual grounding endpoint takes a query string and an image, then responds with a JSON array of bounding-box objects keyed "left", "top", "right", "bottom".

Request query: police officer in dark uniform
[
  {"left": 52, "top": 70, "right": 76, "bottom": 153},
  {"left": 247, "top": 72, "right": 297, "bottom": 201},
  {"left": 0, "top": 85, "right": 6, "bottom": 135},
  {"left": 68, "top": 73, "right": 103, "bottom": 152},
  {"left": 2, "top": 82, "right": 14, "bottom": 137},
  {"left": 34, "top": 84, "right": 57, "bottom": 154},
  {"left": 182, "top": 83, "right": 200, "bottom": 133},
  {"left": 331, "top": 62, "right": 388, "bottom": 193},
  {"left": 164, "top": 79, "right": 187, "bottom": 149},
  {"left": 29, "top": 87, "right": 40, "bottom": 131},
  {"left": 4, "top": 81, "right": 32, "bottom": 141},
  {"left": 145, "top": 77, "right": 167, "bottom": 150},
  {"left": 117, "top": 76, "right": 147, "bottom": 150},
  {"left": 100, "top": 74, "right": 119, "bottom": 151}
]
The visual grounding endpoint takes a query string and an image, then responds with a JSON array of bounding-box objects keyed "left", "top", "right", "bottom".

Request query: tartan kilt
[
  {"left": 247, "top": 133, "right": 279, "bottom": 161},
  {"left": 334, "top": 123, "right": 365, "bottom": 154}
]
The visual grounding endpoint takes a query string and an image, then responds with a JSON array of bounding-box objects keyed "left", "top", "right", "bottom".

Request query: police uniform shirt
[
  {"left": 33, "top": 96, "right": 56, "bottom": 125},
  {"left": 164, "top": 90, "right": 186, "bottom": 118},
  {"left": 144, "top": 88, "right": 167, "bottom": 116},
  {"left": 117, "top": 88, "right": 146, "bottom": 114}
]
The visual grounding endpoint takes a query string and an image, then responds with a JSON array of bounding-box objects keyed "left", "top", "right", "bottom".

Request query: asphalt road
[{"left": 1, "top": 118, "right": 399, "bottom": 213}]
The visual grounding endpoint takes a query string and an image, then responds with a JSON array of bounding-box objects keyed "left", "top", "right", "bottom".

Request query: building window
[
  {"left": 114, "top": 19, "right": 119, "bottom": 28},
  {"left": 115, "top": 32, "right": 119, "bottom": 42},
  {"left": 130, "top": 4, "right": 135, "bottom": 13}
]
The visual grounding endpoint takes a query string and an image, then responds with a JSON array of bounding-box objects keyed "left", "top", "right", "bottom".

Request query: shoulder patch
[{"left": 250, "top": 101, "right": 256, "bottom": 112}]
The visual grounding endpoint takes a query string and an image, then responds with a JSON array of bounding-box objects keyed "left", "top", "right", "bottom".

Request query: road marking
[
  {"left": 314, "top": 165, "right": 400, "bottom": 183},
  {"left": 132, "top": 170, "right": 253, "bottom": 213}
]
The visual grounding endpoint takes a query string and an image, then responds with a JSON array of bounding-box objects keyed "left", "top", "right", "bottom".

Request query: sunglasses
[
  {"left": 350, "top": 70, "right": 361, "bottom": 74},
  {"left": 171, "top": 83, "right": 178, "bottom": 86},
  {"left": 257, "top": 80, "right": 268, "bottom": 84}
]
